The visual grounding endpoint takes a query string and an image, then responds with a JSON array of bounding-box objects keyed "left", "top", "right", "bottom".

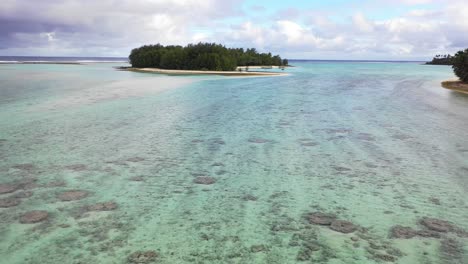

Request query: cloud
[
  {"left": 225, "top": 20, "right": 345, "bottom": 54},
  {"left": 204, "top": 1, "right": 467, "bottom": 60},
  {"left": 352, "top": 13, "right": 375, "bottom": 33},
  {"left": 0, "top": 0, "right": 243, "bottom": 55},
  {"left": 0, "top": 0, "right": 467, "bottom": 59}
]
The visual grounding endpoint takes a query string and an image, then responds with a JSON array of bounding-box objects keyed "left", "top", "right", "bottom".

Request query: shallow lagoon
[{"left": 0, "top": 62, "right": 467, "bottom": 263}]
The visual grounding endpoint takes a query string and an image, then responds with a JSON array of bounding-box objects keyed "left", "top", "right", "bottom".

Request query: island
[
  {"left": 123, "top": 43, "right": 289, "bottom": 76},
  {"left": 426, "top": 54, "right": 453, "bottom": 65},
  {"left": 440, "top": 48, "right": 468, "bottom": 94}
]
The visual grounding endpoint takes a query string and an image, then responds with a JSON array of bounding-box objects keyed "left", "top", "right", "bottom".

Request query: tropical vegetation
[
  {"left": 452, "top": 48, "right": 468, "bottom": 83},
  {"left": 129, "top": 43, "right": 288, "bottom": 71},
  {"left": 426, "top": 54, "right": 453, "bottom": 65}
]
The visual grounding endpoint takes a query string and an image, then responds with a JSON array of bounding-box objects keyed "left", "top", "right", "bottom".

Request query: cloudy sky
[{"left": 1, "top": 0, "right": 467, "bottom": 60}]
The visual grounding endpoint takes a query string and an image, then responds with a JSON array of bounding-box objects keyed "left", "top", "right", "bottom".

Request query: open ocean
[
  {"left": 0, "top": 60, "right": 467, "bottom": 263},
  {"left": 0, "top": 56, "right": 128, "bottom": 63}
]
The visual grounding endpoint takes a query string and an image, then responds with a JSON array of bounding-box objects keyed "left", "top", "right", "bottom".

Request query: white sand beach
[{"left": 124, "top": 67, "right": 287, "bottom": 76}]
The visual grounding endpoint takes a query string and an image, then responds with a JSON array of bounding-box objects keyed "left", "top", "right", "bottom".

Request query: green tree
[
  {"left": 128, "top": 42, "right": 287, "bottom": 71},
  {"left": 452, "top": 49, "right": 468, "bottom": 83},
  {"left": 160, "top": 50, "right": 177, "bottom": 69},
  {"left": 426, "top": 53, "right": 453, "bottom": 65}
]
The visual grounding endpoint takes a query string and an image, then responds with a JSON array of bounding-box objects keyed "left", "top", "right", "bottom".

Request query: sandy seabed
[{"left": 0, "top": 62, "right": 467, "bottom": 264}]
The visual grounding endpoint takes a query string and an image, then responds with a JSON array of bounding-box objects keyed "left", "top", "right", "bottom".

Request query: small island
[
  {"left": 124, "top": 43, "right": 289, "bottom": 76},
  {"left": 439, "top": 48, "right": 468, "bottom": 94}
]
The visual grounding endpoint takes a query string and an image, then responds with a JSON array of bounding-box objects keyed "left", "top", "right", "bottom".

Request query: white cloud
[
  {"left": 352, "top": 13, "right": 375, "bottom": 33},
  {"left": 0, "top": 0, "right": 243, "bottom": 55},
  {"left": 225, "top": 20, "right": 346, "bottom": 54},
  {"left": 0, "top": 0, "right": 467, "bottom": 59}
]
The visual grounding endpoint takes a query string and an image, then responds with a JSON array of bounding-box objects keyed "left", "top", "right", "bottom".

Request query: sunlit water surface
[{"left": 0, "top": 62, "right": 467, "bottom": 264}]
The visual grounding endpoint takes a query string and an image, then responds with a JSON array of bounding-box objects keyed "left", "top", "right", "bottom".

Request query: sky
[{"left": 1, "top": 0, "right": 467, "bottom": 60}]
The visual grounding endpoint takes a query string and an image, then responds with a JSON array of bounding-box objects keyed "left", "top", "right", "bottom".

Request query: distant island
[
  {"left": 426, "top": 54, "right": 453, "bottom": 65},
  {"left": 128, "top": 43, "right": 288, "bottom": 73}
]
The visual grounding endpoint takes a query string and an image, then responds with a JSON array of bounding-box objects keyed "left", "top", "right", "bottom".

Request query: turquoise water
[{"left": 0, "top": 62, "right": 467, "bottom": 263}]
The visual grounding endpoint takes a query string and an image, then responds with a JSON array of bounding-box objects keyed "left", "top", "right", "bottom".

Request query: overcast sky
[{"left": 1, "top": 0, "right": 467, "bottom": 60}]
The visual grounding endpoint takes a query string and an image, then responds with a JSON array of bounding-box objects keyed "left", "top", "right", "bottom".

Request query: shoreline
[
  {"left": 441, "top": 80, "right": 468, "bottom": 95},
  {"left": 119, "top": 67, "right": 288, "bottom": 77}
]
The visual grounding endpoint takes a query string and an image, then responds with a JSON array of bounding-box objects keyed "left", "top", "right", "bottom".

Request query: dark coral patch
[
  {"left": 127, "top": 157, "right": 145, "bottom": 162},
  {"left": 193, "top": 176, "right": 216, "bottom": 185},
  {"left": 250, "top": 245, "right": 268, "bottom": 253},
  {"left": 20, "top": 179, "right": 37, "bottom": 190},
  {"left": 127, "top": 251, "right": 158, "bottom": 263},
  {"left": 11, "top": 164, "right": 36, "bottom": 171},
  {"left": 87, "top": 202, "right": 118, "bottom": 211},
  {"left": 307, "top": 212, "right": 336, "bottom": 225},
  {"left": 70, "top": 202, "right": 117, "bottom": 219},
  {"left": 12, "top": 191, "right": 33, "bottom": 198},
  {"left": 327, "top": 136, "right": 346, "bottom": 141},
  {"left": 210, "top": 138, "right": 225, "bottom": 145},
  {"left": 332, "top": 166, "right": 352, "bottom": 172},
  {"left": 329, "top": 220, "right": 357, "bottom": 233},
  {"left": 215, "top": 170, "right": 227, "bottom": 175},
  {"left": 301, "top": 142, "right": 318, "bottom": 147},
  {"left": 65, "top": 164, "right": 87, "bottom": 171},
  {"left": 429, "top": 197, "right": 441, "bottom": 205},
  {"left": 420, "top": 217, "right": 454, "bottom": 233},
  {"left": 19, "top": 210, "right": 49, "bottom": 224},
  {"left": 242, "top": 194, "right": 258, "bottom": 201},
  {"left": 416, "top": 230, "right": 441, "bottom": 238},
  {"left": 391, "top": 134, "right": 412, "bottom": 140},
  {"left": 374, "top": 254, "right": 396, "bottom": 262},
  {"left": 248, "top": 138, "right": 270, "bottom": 144},
  {"left": 0, "top": 183, "right": 19, "bottom": 194},
  {"left": 43, "top": 181, "right": 66, "bottom": 188},
  {"left": 191, "top": 172, "right": 207, "bottom": 177},
  {"left": 440, "top": 238, "right": 464, "bottom": 262},
  {"left": 58, "top": 190, "right": 89, "bottom": 201},
  {"left": 356, "top": 133, "right": 376, "bottom": 141},
  {"left": 0, "top": 197, "right": 21, "bottom": 208},
  {"left": 326, "top": 129, "right": 352, "bottom": 134},
  {"left": 129, "top": 176, "right": 145, "bottom": 182},
  {"left": 389, "top": 225, "right": 417, "bottom": 239},
  {"left": 364, "top": 163, "right": 379, "bottom": 168}
]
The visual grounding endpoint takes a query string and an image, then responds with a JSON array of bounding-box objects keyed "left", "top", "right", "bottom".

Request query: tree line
[
  {"left": 129, "top": 43, "right": 288, "bottom": 71},
  {"left": 426, "top": 54, "right": 454, "bottom": 65},
  {"left": 452, "top": 49, "right": 468, "bottom": 83}
]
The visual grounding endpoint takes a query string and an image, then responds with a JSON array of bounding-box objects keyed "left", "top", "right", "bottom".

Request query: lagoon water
[{"left": 0, "top": 61, "right": 467, "bottom": 263}]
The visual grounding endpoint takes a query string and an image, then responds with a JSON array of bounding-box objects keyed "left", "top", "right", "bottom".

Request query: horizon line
[{"left": 0, "top": 55, "right": 428, "bottom": 62}]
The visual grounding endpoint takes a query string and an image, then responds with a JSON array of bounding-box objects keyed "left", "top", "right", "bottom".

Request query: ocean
[
  {"left": 0, "top": 60, "right": 467, "bottom": 263},
  {"left": 0, "top": 56, "right": 128, "bottom": 63}
]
